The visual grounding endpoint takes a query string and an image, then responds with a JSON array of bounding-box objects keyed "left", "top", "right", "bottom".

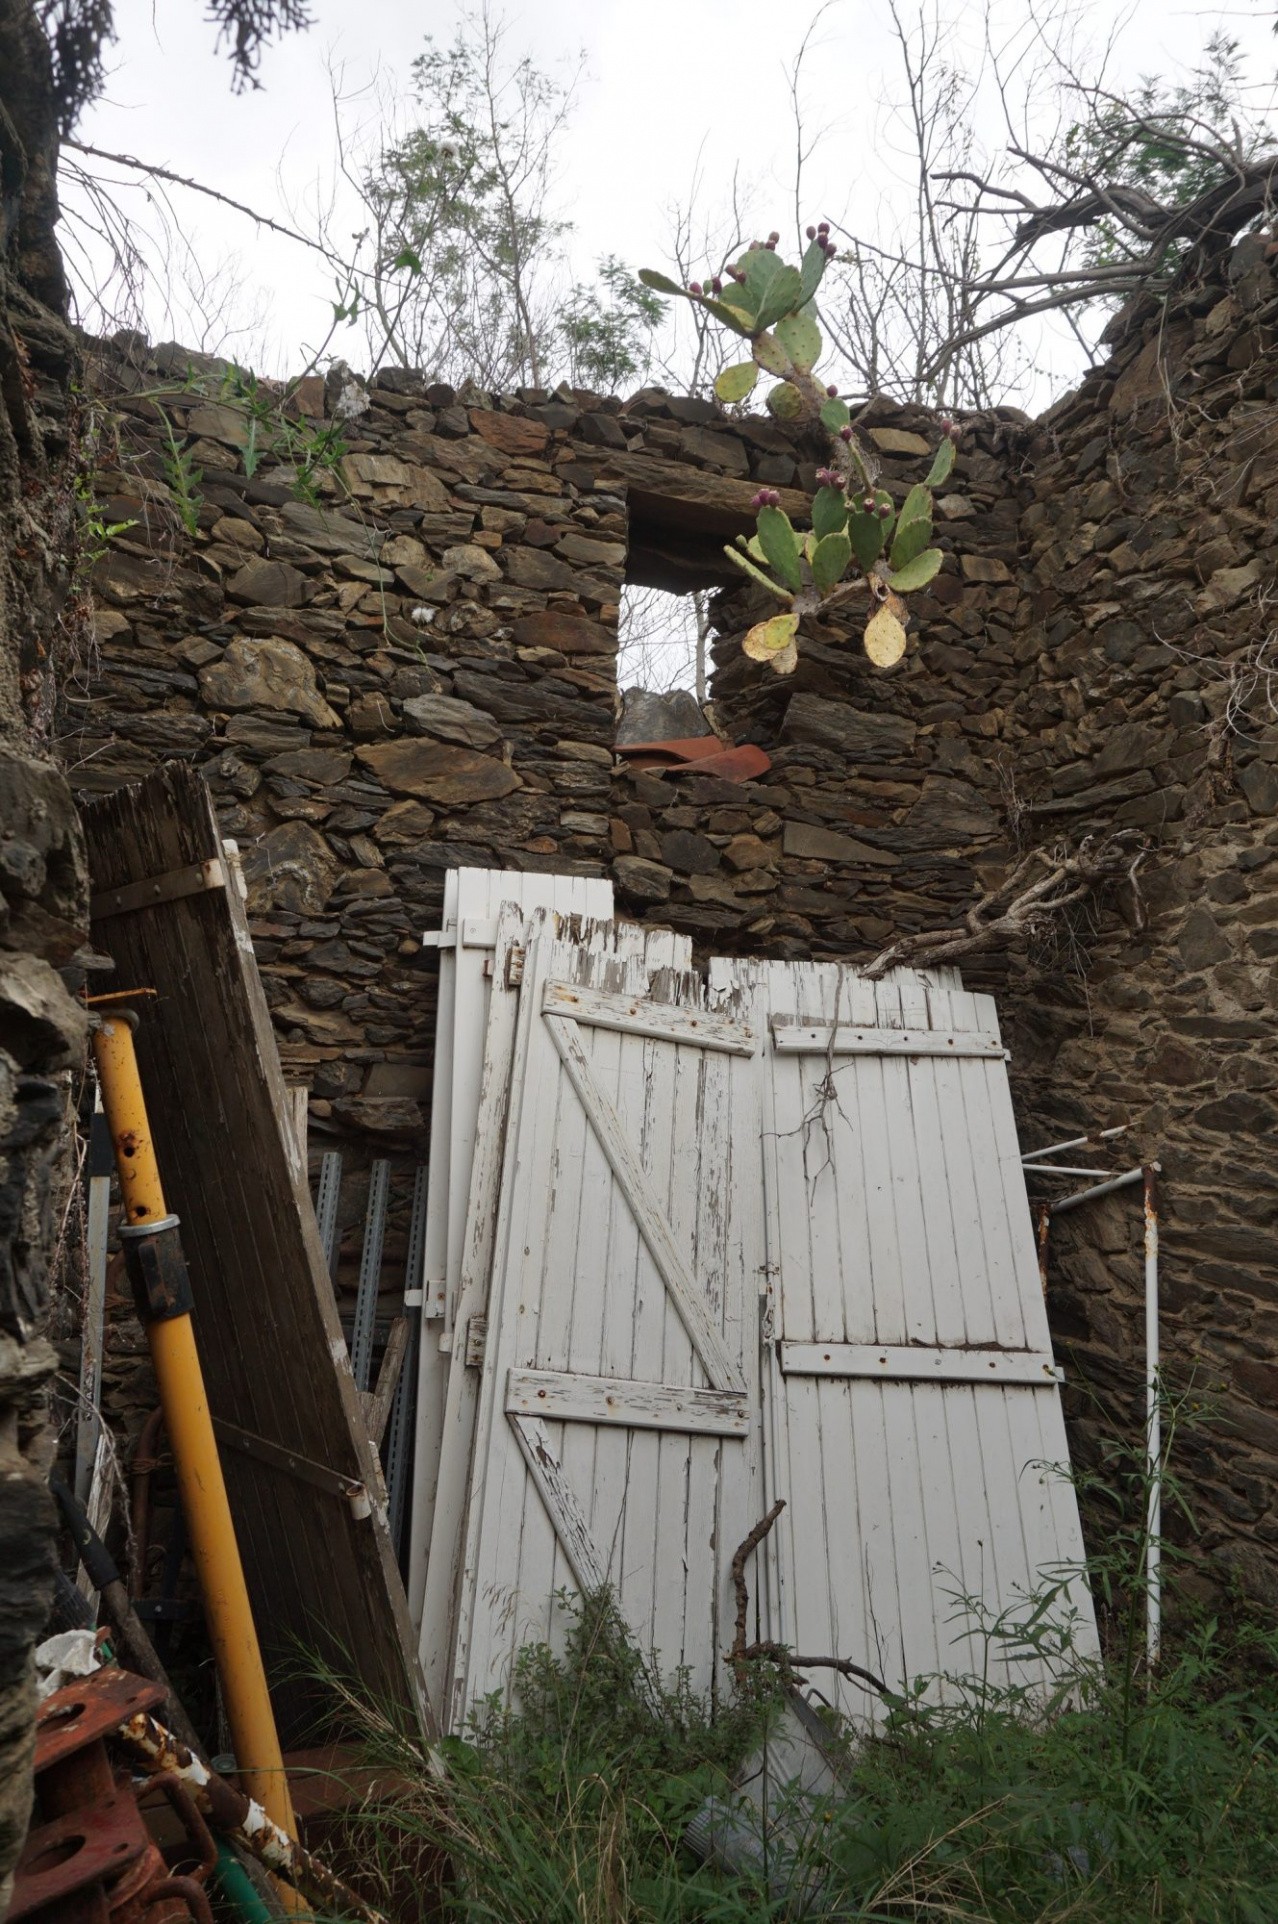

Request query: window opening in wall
[{"left": 617, "top": 583, "right": 710, "bottom": 701}]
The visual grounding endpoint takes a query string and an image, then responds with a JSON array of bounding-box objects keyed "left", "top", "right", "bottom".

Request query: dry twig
[
  {"left": 862, "top": 831, "right": 1148, "bottom": 981},
  {"left": 727, "top": 1502, "right": 891, "bottom": 1701}
]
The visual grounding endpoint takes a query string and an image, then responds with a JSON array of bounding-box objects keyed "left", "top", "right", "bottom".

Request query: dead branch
[
  {"left": 63, "top": 140, "right": 337, "bottom": 259},
  {"left": 862, "top": 831, "right": 1148, "bottom": 981},
  {"left": 726, "top": 1502, "right": 891, "bottom": 1701}
]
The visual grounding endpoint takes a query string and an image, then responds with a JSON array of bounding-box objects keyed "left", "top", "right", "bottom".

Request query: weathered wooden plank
[
  {"left": 83, "top": 765, "right": 431, "bottom": 1745},
  {"left": 544, "top": 1013, "right": 746, "bottom": 1395},
  {"left": 544, "top": 979, "right": 757, "bottom": 1055},
  {"left": 770, "top": 1021, "right": 1006, "bottom": 1059},
  {"left": 508, "top": 1415, "right": 606, "bottom": 1591},
  {"left": 505, "top": 1369, "right": 749, "bottom": 1435},
  {"left": 778, "top": 1344, "right": 1064, "bottom": 1385}
]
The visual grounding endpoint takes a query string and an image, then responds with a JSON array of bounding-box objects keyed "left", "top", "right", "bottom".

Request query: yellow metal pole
[{"left": 91, "top": 1014, "right": 297, "bottom": 1841}]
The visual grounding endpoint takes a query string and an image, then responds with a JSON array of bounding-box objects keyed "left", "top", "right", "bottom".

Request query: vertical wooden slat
[{"left": 83, "top": 765, "right": 432, "bottom": 1744}]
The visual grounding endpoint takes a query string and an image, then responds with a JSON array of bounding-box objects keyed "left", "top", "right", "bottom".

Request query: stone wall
[
  {"left": 67, "top": 227, "right": 1278, "bottom": 1608},
  {"left": 0, "top": 0, "right": 90, "bottom": 1903}
]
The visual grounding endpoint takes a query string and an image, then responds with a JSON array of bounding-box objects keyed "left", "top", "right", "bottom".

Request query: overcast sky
[{"left": 63, "top": 0, "right": 1277, "bottom": 406}]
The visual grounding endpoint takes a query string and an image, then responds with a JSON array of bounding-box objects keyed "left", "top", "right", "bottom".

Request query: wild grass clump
[{"left": 328, "top": 1407, "right": 1278, "bottom": 1922}]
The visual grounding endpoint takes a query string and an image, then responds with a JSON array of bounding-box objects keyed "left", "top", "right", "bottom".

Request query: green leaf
[
  {"left": 896, "top": 483, "right": 932, "bottom": 530},
  {"left": 925, "top": 435, "right": 956, "bottom": 487},
  {"left": 812, "top": 486, "right": 848, "bottom": 539},
  {"left": 890, "top": 514, "right": 933, "bottom": 570},
  {"left": 799, "top": 239, "right": 828, "bottom": 306},
  {"left": 756, "top": 265, "right": 804, "bottom": 330},
  {"left": 775, "top": 310, "right": 821, "bottom": 372},
  {"left": 811, "top": 530, "right": 852, "bottom": 595},
  {"left": 756, "top": 504, "right": 802, "bottom": 593},
  {"left": 723, "top": 544, "right": 794, "bottom": 604},
  {"left": 820, "top": 397, "right": 850, "bottom": 433},
  {"left": 638, "top": 268, "right": 687, "bottom": 297},
  {"left": 753, "top": 331, "right": 789, "bottom": 376},
  {"left": 393, "top": 246, "right": 423, "bottom": 275},
  {"left": 715, "top": 361, "right": 759, "bottom": 405},
  {"left": 889, "top": 547, "right": 944, "bottom": 592},
  {"left": 847, "top": 511, "right": 885, "bottom": 571},
  {"left": 765, "top": 381, "right": 805, "bottom": 423}
]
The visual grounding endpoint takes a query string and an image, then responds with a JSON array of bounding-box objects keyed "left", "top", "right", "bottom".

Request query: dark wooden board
[{"left": 84, "top": 765, "right": 433, "bottom": 1746}]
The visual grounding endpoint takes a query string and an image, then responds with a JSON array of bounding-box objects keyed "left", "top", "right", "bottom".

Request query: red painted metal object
[{"left": 11, "top": 1668, "right": 214, "bottom": 1924}]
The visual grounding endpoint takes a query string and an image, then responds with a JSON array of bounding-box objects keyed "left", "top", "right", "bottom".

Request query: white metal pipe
[
  {"left": 1144, "top": 1165, "right": 1161, "bottom": 1669},
  {"left": 1023, "top": 1165, "right": 1115, "bottom": 1179},
  {"left": 1022, "top": 1126, "right": 1128, "bottom": 1162},
  {"left": 1048, "top": 1165, "right": 1146, "bottom": 1215}
]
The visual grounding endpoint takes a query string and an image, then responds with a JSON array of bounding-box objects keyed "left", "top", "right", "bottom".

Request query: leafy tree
[{"left": 348, "top": 10, "right": 664, "bottom": 386}]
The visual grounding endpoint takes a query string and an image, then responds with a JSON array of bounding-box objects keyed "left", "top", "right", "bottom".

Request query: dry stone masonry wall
[{"left": 68, "top": 229, "right": 1278, "bottom": 1608}]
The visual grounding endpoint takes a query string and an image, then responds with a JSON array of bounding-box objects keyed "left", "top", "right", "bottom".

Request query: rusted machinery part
[
  {"left": 114, "top": 1710, "right": 391, "bottom": 1924},
  {"left": 140, "top": 1877, "right": 215, "bottom": 1924}
]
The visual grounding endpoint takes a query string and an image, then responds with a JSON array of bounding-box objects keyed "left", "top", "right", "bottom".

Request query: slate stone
[
  {"left": 199, "top": 639, "right": 341, "bottom": 728},
  {"left": 469, "top": 409, "right": 549, "bottom": 455},
  {"left": 1239, "top": 760, "right": 1278, "bottom": 815},
  {"left": 512, "top": 612, "right": 615, "bottom": 656},
  {"left": 356, "top": 740, "right": 522, "bottom": 804},
  {"left": 781, "top": 692, "right": 917, "bottom": 760},
  {"left": 240, "top": 821, "right": 337, "bottom": 914},
  {"left": 904, "top": 777, "right": 999, "bottom": 841},
  {"left": 616, "top": 688, "right": 712, "bottom": 746},
  {"left": 613, "top": 855, "right": 672, "bottom": 902},
  {"left": 659, "top": 830, "right": 720, "bottom": 874},
  {"left": 402, "top": 694, "right": 504, "bottom": 750},
  {"left": 226, "top": 557, "right": 310, "bottom": 607},
  {"left": 782, "top": 820, "right": 899, "bottom": 866},
  {"left": 1177, "top": 907, "right": 1231, "bottom": 968}
]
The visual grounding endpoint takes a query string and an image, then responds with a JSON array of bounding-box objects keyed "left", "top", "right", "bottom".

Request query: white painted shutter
[
  {"left": 747, "top": 960, "right": 1099, "bottom": 1719},
  {"left": 408, "top": 869, "right": 612, "bottom": 1627},
  {"left": 446, "top": 918, "right": 763, "bottom": 1729}
]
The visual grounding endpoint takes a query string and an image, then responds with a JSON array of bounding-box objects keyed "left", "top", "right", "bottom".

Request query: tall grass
[{"left": 325, "top": 1413, "right": 1278, "bottom": 1923}]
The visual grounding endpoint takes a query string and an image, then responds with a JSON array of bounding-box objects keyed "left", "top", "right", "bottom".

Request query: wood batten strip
[
  {"left": 545, "top": 978, "right": 757, "bottom": 1055},
  {"left": 506, "top": 1369, "right": 750, "bottom": 1436}
]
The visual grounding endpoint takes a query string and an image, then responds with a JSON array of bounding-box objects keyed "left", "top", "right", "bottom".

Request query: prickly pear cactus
[{"left": 640, "top": 224, "right": 960, "bottom": 674}]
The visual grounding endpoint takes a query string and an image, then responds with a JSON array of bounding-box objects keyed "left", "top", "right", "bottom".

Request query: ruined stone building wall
[{"left": 67, "top": 228, "right": 1278, "bottom": 1607}]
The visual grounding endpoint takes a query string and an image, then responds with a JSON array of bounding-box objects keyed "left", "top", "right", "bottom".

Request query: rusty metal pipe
[{"left": 114, "top": 1709, "right": 389, "bottom": 1924}]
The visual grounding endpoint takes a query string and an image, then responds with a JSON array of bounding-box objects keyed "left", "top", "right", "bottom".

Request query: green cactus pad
[
  {"left": 888, "top": 547, "right": 943, "bottom": 592},
  {"left": 925, "top": 436, "right": 957, "bottom": 488},
  {"left": 699, "top": 296, "right": 755, "bottom": 336},
  {"left": 638, "top": 268, "right": 686, "bottom": 297},
  {"left": 847, "top": 510, "right": 886, "bottom": 571},
  {"left": 896, "top": 483, "right": 932, "bottom": 530},
  {"left": 752, "top": 331, "right": 789, "bottom": 376},
  {"left": 715, "top": 361, "right": 760, "bottom": 404},
  {"left": 799, "top": 238, "right": 829, "bottom": 306},
  {"left": 756, "top": 266, "right": 804, "bottom": 330},
  {"left": 765, "top": 381, "right": 805, "bottom": 423},
  {"left": 775, "top": 310, "right": 821, "bottom": 372},
  {"left": 718, "top": 281, "right": 759, "bottom": 320},
  {"left": 812, "top": 486, "right": 848, "bottom": 539},
  {"left": 889, "top": 514, "right": 934, "bottom": 571},
  {"left": 819, "top": 397, "right": 850, "bottom": 433},
  {"left": 811, "top": 529, "right": 853, "bottom": 594},
  {"left": 756, "top": 503, "right": 803, "bottom": 592},
  {"left": 724, "top": 544, "right": 794, "bottom": 603}
]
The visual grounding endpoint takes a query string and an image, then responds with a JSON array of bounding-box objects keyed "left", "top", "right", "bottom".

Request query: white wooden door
[
  {"left": 408, "top": 869, "right": 612, "bottom": 1627},
  {"left": 447, "top": 918, "right": 763, "bottom": 1729},
  {"left": 744, "top": 959, "right": 1098, "bottom": 1720}
]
